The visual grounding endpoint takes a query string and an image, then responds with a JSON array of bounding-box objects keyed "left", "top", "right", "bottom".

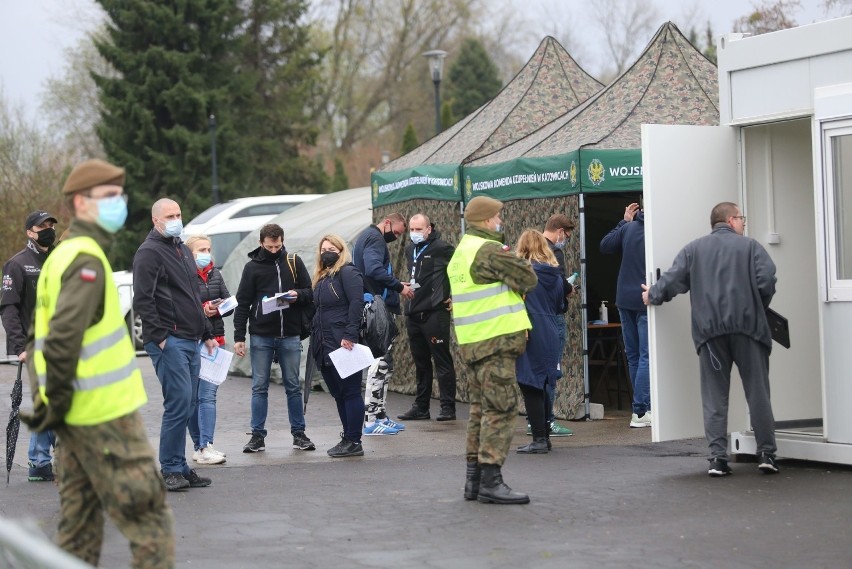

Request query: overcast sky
[{"left": 0, "top": 0, "right": 837, "bottom": 125}]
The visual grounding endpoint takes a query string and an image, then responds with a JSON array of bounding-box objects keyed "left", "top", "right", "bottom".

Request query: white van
[{"left": 183, "top": 195, "right": 321, "bottom": 237}]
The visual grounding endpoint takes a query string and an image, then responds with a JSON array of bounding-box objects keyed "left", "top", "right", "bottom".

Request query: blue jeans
[
  {"left": 619, "top": 308, "right": 650, "bottom": 415},
  {"left": 28, "top": 430, "right": 55, "bottom": 468},
  {"left": 145, "top": 336, "right": 201, "bottom": 475},
  {"left": 249, "top": 335, "right": 304, "bottom": 437},
  {"left": 188, "top": 379, "right": 219, "bottom": 450}
]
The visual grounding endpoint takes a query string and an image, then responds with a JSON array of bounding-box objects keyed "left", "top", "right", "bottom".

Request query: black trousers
[
  {"left": 519, "top": 383, "right": 550, "bottom": 438},
  {"left": 406, "top": 310, "right": 457, "bottom": 411}
]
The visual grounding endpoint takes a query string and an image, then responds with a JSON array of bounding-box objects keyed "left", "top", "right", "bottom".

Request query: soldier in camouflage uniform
[
  {"left": 21, "top": 159, "right": 174, "bottom": 569},
  {"left": 448, "top": 196, "right": 537, "bottom": 505}
]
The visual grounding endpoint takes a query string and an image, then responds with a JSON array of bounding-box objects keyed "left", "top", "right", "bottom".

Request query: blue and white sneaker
[
  {"left": 363, "top": 421, "right": 399, "bottom": 436},
  {"left": 381, "top": 417, "right": 406, "bottom": 431}
]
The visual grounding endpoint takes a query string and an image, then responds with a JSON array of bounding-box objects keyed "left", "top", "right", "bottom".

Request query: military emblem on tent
[
  {"left": 453, "top": 171, "right": 459, "bottom": 194},
  {"left": 465, "top": 176, "right": 472, "bottom": 200},
  {"left": 372, "top": 180, "right": 379, "bottom": 200},
  {"left": 587, "top": 158, "right": 605, "bottom": 186},
  {"left": 570, "top": 160, "right": 578, "bottom": 188}
]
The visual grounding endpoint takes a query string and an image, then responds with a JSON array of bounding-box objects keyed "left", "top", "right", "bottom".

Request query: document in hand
[
  {"left": 217, "top": 296, "right": 238, "bottom": 315},
  {"left": 261, "top": 293, "right": 290, "bottom": 315},
  {"left": 765, "top": 308, "right": 790, "bottom": 349},
  {"left": 200, "top": 348, "right": 234, "bottom": 385},
  {"left": 328, "top": 343, "right": 375, "bottom": 378}
]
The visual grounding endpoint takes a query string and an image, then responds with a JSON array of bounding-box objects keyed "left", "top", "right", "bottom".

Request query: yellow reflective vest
[
  {"left": 448, "top": 234, "right": 531, "bottom": 345},
  {"left": 32, "top": 236, "right": 146, "bottom": 426}
]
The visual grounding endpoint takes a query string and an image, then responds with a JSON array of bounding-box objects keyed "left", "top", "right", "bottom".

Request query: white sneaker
[
  {"left": 196, "top": 447, "right": 226, "bottom": 465},
  {"left": 630, "top": 411, "right": 652, "bottom": 428},
  {"left": 191, "top": 449, "right": 202, "bottom": 462},
  {"left": 206, "top": 443, "right": 226, "bottom": 458}
]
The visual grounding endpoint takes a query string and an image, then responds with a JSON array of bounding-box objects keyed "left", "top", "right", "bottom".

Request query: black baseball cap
[{"left": 25, "top": 211, "right": 58, "bottom": 231}]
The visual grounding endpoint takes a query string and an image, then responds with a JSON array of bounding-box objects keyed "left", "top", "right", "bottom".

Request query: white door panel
[{"left": 641, "top": 125, "right": 747, "bottom": 442}]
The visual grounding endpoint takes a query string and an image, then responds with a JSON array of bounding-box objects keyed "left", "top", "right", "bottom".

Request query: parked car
[
  {"left": 114, "top": 270, "right": 143, "bottom": 350},
  {"left": 183, "top": 195, "right": 321, "bottom": 237}
]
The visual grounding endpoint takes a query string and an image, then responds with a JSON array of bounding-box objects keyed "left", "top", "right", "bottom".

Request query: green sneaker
[
  {"left": 526, "top": 423, "right": 532, "bottom": 436},
  {"left": 550, "top": 422, "right": 574, "bottom": 437}
]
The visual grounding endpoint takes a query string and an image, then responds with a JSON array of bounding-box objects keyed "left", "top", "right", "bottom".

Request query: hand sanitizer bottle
[{"left": 600, "top": 301, "right": 609, "bottom": 324}]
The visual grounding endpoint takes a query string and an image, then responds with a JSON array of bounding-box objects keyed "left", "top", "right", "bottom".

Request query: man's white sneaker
[
  {"left": 191, "top": 449, "right": 202, "bottom": 462},
  {"left": 196, "top": 448, "right": 226, "bottom": 465},
  {"left": 206, "top": 443, "right": 226, "bottom": 458},
  {"left": 630, "top": 412, "right": 652, "bottom": 428}
]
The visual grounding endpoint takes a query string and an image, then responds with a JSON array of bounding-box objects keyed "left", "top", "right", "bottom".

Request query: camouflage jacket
[{"left": 457, "top": 225, "right": 537, "bottom": 364}]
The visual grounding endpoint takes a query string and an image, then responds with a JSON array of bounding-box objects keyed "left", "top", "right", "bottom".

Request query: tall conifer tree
[{"left": 444, "top": 38, "right": 502, "bottom": 120}]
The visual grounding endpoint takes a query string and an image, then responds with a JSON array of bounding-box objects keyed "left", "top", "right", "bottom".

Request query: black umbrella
[
  {"left": 6, "top": 363, "right": 23, "bottom": 485},
  {"left": 303, "top": 341, "right": 316, "bottom": 413}
]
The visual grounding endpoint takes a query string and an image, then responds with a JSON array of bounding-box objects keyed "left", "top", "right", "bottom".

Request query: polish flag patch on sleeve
[{"left": 80, "top": 268, "right": 98, "bottom": 282}]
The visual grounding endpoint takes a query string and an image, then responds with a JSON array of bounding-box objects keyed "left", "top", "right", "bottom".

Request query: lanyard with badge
[{"left": 409, "top": 243, "right": 428, "bottom": 290}]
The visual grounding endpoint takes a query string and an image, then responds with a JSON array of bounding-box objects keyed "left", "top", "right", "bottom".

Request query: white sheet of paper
[
  {"left": 199, "top": 347, "right": 234, "bottom": 385},
  {"left": 217, "top": 296, "right": 237, "bottom": 315},
  {"left": 328, "top": 344, "right": 375, "bottom": 378},
  {"left": 261, "top": 293, "right": 290, "bottom": 315}
]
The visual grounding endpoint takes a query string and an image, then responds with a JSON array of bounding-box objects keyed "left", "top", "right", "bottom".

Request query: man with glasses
[
  {"left": 1, "top": 209, "right": 58, "bottom": 481},
  {"left": 642, "top": 202, "right": 779, "bottom": 478},
  {"left": 21, "top": 159, "right": 174, "bottom": 567},
  {"left": 134, "top": 198, "right": 218, "bottom": 491}
]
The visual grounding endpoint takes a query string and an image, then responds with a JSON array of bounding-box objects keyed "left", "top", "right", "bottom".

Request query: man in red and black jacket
[{"left": 233, "top": 223, "right": 315, "bottom": 454}]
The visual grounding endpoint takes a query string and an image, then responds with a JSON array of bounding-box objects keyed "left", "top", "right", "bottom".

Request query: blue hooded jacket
[
  {"left": 600, "top": 211, "right": 646, "bottom": 312},
  {"left": 515, "top": 262, "right": 566, "bottom": 390}
]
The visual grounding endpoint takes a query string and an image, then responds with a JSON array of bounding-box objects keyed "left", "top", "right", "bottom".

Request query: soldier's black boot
[
  {"left": 516, "top": 437, "right": 549, "bottom": 454},
  {"left": 464, "top": 461, "right": 481, "bottom": 500},
  {"left": 476, "top": 464, "right": 530, "bottom": 505}
]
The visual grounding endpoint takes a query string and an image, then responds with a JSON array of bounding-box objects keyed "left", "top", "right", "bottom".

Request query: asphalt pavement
[{"left": 1, "top": 355, "right": 851, "bottom": 569}]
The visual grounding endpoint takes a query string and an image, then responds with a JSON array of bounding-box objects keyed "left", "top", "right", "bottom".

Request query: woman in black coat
[
  {"left": 186, "top": 235, "right": 233, "bottom": 465},
  {"left": 311, "top": 234, "right": 366, "bottom": 458}
]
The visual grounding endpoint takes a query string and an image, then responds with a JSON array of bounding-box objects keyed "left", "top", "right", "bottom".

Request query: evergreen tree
[
  {"left": 444, "top": 38, "right": 502, "bottom": 120},
  {"left": 331, "top": 157, "right": 349, "bottom": 191},
  {"left": 401, "top": 122, "right": 420, "bottom": 155}
]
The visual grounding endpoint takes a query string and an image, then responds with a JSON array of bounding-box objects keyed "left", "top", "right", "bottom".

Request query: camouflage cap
[
  {"left": 464, "top": 196, "right": 503, "bottom": 222},
  {"left": 62, "top": 159, "right": 125, "bottom": 195}
]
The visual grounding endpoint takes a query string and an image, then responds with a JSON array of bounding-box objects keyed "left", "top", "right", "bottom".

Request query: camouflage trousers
[
  {"left": 465, "top": 351, "right": 519, "bottom": 465},
  {"left": 55, "top": 410, "right": 175, "bottom": 569},
  {"left": 364, "top": 349, "right": 393, "bottom": 422}
]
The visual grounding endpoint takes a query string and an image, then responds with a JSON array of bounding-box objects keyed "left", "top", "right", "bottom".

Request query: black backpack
[{"left": 286, "top": 253, "right": 316, "bottom": 341}]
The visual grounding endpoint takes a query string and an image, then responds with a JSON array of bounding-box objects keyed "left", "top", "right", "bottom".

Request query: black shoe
[
  {"left": 27, "top": 462, "right": 55, "bottom": 482},
  {"left": 243, "top": 433, "right": 265, "bottom": 453},
  {"left": 464, "top": 462, "right": 481, "bottom": 501},
  {"left": 758, "top": 453, "right": 780, "bottom": 474},
  {"left": 327, "top": 437, "right": 364, "bottom": 458},
  {"left": 708, "top": 457, "right": 732, "bottom": 477},
  {"left": 517, "top": 437, "right": 549, "bottom": 454},
  {"left": 477, "top": 464, "right": 529, "bottom": 505},
  {"left": 184, "top": 469, "right": 212, "bottom": 488},
  {"left": 292, "top": 431, "right": 316, "bottom": 451},
  {"left": 436, "top": 407, "right": 456, "bottom": 421},
  {"left": 397, "top": 407, "right": 430, "bottom": 421},
  {"left": 163, "top": 472, "right": 190, "bottom": 491}
]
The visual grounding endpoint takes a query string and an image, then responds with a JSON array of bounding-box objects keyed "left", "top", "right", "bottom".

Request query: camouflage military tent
[
  {"left": 370, "top": 36, "right": 603, "bottom": 409},
  {"left": 462, "top": 21, "right": 720, "bottom": 418}
]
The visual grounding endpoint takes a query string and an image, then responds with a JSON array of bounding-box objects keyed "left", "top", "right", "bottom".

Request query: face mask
[
  {"left": 383, "top": 226, "right": 398, "bottom": 243},
  {"left": 34, "top": 227, "right": 56, "bottom": 247},
  {"left": 95, "top": 195, "right": 128, "bottom": 234},
  {"left": 555, "top": 238, "right": 566, "bottom": 248},
  {"left": 162, "top": 218, "right": 183, "bottom": 238},
  {"left": 320, "top": 251, "right": 340, "bottom": 268},
  {"left": 409, "top": 232, "right": 425, "bottom": 245},
  {"left": 494, "top": 223, "right": 503, "bottom": 233},
  {"left": 195, "top": 253, "right": 212, "bottom": 269},
  {"left": 262, "top": 248, "right": 282, "bottom": 262}
]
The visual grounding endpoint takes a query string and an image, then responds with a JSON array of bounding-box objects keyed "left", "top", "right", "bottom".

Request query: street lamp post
[
  {"left": 423, "top": 49, "right": 447, "bottom": 136},
  {"left": 208, "top": 114, "right": 220, "bottom": 205}
]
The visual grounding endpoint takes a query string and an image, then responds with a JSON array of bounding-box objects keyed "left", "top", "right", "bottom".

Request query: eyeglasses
[{"left": 731, "top": 215, "right": 746, "bottom": 223}]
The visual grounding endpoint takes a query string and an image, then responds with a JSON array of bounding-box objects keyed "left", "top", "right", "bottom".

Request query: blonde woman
[
  {"left": 514, "top": 230, "right": 568, "bottom": 454},
  {"left": 310, "top": 234, "right": 366, "bottom": 457},
  {"left": 185, "top": 235, "right": 232, "bottom": 465}
]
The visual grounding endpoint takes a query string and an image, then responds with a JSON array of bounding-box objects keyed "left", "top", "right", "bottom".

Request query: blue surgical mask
[
  {"left": 94, "top": 195, "right": 128, "bottom": 234},
  {"left": 555, "top": 239, "right": 566, "bottom": 248},
  {"left": 409, "top": 231, "right": 425, "bottom": 244},
  {"left": 495, "top": 223, "right": 503, "bottom": 233},
  {"left": 195, "top": 253, "right": 212, "bottom": 268},
  {"left": 163, "top": 219, "right": 183, "bottom": 237}
]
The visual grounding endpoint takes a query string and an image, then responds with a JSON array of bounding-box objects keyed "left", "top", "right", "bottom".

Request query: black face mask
[
  {"left": 383, "top": 225, "right": 398, "bottom": 243},
  {"left": 320, "top": 251, "right": 339, "bottom": 268},
  {"left": 34, "top": 227, "right": 56, "bottom": 248},
  {"left": 261, "top": 248, "right": 282, "bottom": 262}
]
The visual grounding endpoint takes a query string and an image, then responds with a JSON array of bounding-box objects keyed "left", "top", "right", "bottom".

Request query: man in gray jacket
[{"left": 641, "top": 202, "right": 779, "bottom": 477}]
